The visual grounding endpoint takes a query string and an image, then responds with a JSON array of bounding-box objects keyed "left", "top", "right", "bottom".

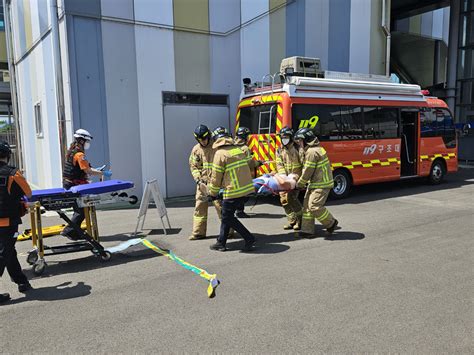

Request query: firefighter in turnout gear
[
  {"left": 208, "top": 127, "right": 256, "bottom": 252},
  {"left": 233, "top": 126, "right": 262, "bottom": 218},
  {"left": 61, "top": 129, "right": 111, "bottom": 240},
  {"left": 294, "top": 128, "right": 338, "bottom": 236},
  {"left": 188, "top": 124, "right": 221, "bottom": 240},
  {"left": 0, "top": 141, "right": 33, "bottom": 303},
  {"left": 275, "top": 126, "right": 303, "bottom": 230}
]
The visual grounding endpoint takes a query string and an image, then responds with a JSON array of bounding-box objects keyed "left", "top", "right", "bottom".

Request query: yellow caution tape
[
  {"left": 141, "top": 239, "right": 220, "bottom": 298},
  {"left": 112, "top": 238, "right": 219, "bottom": 298}
]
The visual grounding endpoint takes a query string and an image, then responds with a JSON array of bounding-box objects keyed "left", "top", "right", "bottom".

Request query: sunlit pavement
[{"left": 1, "top": 168, "right": 473, "bottom": 353}]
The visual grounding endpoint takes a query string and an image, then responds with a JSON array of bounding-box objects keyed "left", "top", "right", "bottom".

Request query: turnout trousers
[
  {"left": 192, "top": 185, "right": 222, "bottom": 237},
  {"left": 218, "top": 197, "right": 255, "bottom": 246},
  {"left": 279, "top": 190, "right": 302, "bottom": 224},
  {"left": 0, "top": 226, "right": 28, "bottom": 285},
  {"left": 301, "top": 188, "right": 336, "bottom": 234}
]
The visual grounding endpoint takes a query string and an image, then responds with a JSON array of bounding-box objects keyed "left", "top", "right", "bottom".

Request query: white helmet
[{"left": 74, "top": 129, "right": 93, "bottom": 141}]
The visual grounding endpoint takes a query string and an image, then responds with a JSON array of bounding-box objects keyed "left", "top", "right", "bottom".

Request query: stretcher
[{"left": 25, "top": 180, "right": 137, "bottom": 275}]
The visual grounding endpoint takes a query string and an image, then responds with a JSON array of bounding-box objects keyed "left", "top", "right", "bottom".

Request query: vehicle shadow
[
  {"left": 328, "top": 169, "right": 474, "bottom": 206},
  {"left": 7, "top": 281, "right": 92, "bottom": 305}
]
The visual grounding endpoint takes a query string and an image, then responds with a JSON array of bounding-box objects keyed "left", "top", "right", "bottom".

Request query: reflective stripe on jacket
[
  {"left": 189, "top": 143, "right": 215, "bottom": 183},
  {"left": 234, "top": 137, "right": 259, "bottom": 170},
  {"left": 297, "top": 143, "right": 334, "bottom": 190},
  {"left": 209, "top": 137, "right": 254, "bottom": 199},
  {"left": 276, "top": 143, "right": 302, "bottom": 176}
]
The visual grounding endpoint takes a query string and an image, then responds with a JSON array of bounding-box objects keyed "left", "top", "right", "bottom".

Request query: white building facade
[{"left": 6, "top": 0, "right": 389, "bottom": 197}]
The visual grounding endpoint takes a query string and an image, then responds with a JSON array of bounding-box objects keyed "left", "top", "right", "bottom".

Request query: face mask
[
  {"left": 282, "top": 138, "right": 290, "bottom": 146},
  {"left": 84, "top": 142, "right": 91, "bottom": 150}
]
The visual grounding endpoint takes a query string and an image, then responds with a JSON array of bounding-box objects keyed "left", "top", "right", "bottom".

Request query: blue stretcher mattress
[
  {"left": 30, "top": 188, "right": 71, "bottom": 202},
  {"left": 69, "top": 180, "right": 134, "bottom": 195},
  {"left": 29, "top": 180, "right": 134, "bottom": 201}
]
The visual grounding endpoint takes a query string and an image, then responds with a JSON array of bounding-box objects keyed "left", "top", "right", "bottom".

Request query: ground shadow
[
  {"left": 24, "top": 247, "right": 161, "bottom": 280},
  {"left": 7, "top": 281, "right": 92, "bottom": 305},
  {"left": 146, "top": 228, "right": 182, "bottom": 236},
  {"left": 225, "top": 227, "right": 365, "bottom": 254},
  {"left": 243, "top": 212, "right": 286, "bottom": 219}
]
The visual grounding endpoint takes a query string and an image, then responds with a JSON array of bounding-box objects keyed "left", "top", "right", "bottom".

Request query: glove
[
  {"left": 103, "top": 170, "right": 113, "bottom": 178},
  {"left": 207, "top": 195, "right": 218, "bottom": 203}
]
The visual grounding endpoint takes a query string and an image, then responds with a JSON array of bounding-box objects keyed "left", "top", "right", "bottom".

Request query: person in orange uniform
[
  {"left": 61, "top": 129, "right": 111, "bottom": 240},
  {"left": 0, "top": 141, "right": 33, "bottom": 304}
]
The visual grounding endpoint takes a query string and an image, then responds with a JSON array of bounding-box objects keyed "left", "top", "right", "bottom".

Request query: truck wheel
[
  {"left": 330, "top": 169, "right": 352, "bottom": 199},
  {"left": 428, "top": 159, "right": 446, "bottom": 185}
]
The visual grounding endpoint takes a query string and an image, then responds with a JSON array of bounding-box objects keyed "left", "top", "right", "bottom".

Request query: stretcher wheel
[
  {"left": 100, "top": 251, "right": 112, "bottom": 262},
  {"left": 33, "top": 260, "right": 46, "bottom": 275},
  {"left": 119, "top": 192, "right": 128, "bottom": 198},
  {"left": 129, "top": 195, "right": 138, "bottom": 205},
  {"left": 26, "top": 250, "right": 39, "bottom": 265}
]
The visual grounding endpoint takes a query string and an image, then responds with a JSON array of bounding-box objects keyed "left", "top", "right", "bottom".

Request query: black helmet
[
  {"left": 294, "top": 128, "right": 317, "bottom": 144},
  {"left": 236, "top": 126, "right": 251, "bottom": 140},
  {"left": 193, "top": 124, "right": 211, "bottom": 141},
  {"left": 278, "top": 126, "right": 294, "bottom": 138},
  {"left": 0, "top": 141, "right": 11, "bottom": 160},
  {"left": 212, "top": 126, "right": 230, "bottom": 140}
]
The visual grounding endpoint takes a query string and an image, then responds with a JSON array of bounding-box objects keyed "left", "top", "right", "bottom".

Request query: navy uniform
[{"left": 0, "top": 141, "right": 32, "bottom": 303}]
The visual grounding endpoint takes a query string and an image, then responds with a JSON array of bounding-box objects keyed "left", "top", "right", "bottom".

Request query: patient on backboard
[{"left": 253, "top": 173, "right": 299, "bottom": 195}]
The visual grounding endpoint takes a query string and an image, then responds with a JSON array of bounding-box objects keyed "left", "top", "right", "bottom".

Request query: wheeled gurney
[{"left": 25, "top": 180, "right": 137, "bottom": 275}]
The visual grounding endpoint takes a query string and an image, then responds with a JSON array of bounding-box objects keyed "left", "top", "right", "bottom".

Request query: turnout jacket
[
  {"left": 189, "top": 143, "right": 215, "bottom": 183},
  {"left": 296, "top": 141, "right": 334, "bottom": 190},
  {"left": 276, "top": 143, "right": 302, "bottom": 176},
  {"left": 233, "top": 137, "right": 260, "bottom": 170},
  {"left": 209, "top": 137, "right": 254, "bottom": 200}
]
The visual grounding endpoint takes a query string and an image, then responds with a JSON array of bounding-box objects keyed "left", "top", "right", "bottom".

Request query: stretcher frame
[{"left": 26, "top": 199, "right": 111, "bottom": 276}]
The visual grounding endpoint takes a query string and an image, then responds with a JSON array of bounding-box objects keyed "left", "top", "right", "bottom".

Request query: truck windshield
[{"left": 239, "top": 104, "right": 277, "bottom": 134}]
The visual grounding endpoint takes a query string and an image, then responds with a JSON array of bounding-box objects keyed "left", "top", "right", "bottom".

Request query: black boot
[
  {"left": 0, "top": 293, "right": 11, "bottom": 304},
  {"left": 327, "top": 220, "right": 339, "bottom": 234},
  {"left": 210, "top": 241, "right": 226, "bottom": 252},
  {"left": 18, "top": 282, "right": 32, "bottom": 293}
]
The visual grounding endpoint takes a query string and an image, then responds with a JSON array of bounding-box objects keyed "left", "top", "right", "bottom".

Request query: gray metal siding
[
  {"left": 328, "top": 0, "right": 351, "bottom": 72},
  {"left": 286, "top": 0, "right": 305, "bottom": 56},
  {"left": 101, "top": 21, "right": 142, "bottom": 193},
  {"left": 67, "top": 16, "right": 110, "bottom": 169}
]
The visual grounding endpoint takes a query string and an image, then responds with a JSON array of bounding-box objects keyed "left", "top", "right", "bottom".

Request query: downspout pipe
[
  {"left": 51, "top": 0, "right": 68, "bottom": 170},
  {"left": 4, "top": 0, "right": 24, "bottom": 171},
  {"left": 382, "top": 0, "right": 391, "bottom": 77}
]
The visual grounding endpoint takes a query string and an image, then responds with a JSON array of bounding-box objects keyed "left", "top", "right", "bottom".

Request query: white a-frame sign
[{"left": 134, "top": 179, "right": 171, "bottom": 236}]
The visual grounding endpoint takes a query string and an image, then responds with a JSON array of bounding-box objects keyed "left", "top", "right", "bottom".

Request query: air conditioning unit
[{"left": 280, "top": 56, "right": 323, "bottom": 77}]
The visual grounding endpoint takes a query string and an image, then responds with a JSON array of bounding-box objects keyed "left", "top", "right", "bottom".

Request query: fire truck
[{"left": 236, "top": 57, "right": 458, "bottom": 198}]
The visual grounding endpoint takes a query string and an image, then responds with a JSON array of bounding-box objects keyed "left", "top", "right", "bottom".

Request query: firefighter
[
  {"left": 208, "top": 126, "right": 256, "bottom": 252},
  {"left": 294, "top": 128, "right": 338, "bottom": 236},
  {"left": 0, "top": 141, "right": 32, "bottom": 303},
  {"left": 275, "top": 126, "right": 303, "bottom": 230},
  {"left": 61, "top": 129, "right": 111, "bottom": 240},
  {"left": 233, "top": 126, "right": 262, "bottom": 218},
  {"left": 188, "top": 124, "right": 222, "bottom": 240}
]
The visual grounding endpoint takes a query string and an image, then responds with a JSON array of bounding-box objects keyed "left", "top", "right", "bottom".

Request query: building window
[{"left": 34, "top": 102, "right": 43, "bottom": 138}]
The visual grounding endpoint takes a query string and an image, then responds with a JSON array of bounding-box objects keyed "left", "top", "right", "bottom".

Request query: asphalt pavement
[{"left": 1, "top": 168, "right": 473, "bottom": 353}]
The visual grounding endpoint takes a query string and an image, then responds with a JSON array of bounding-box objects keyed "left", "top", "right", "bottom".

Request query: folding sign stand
[{"left": 134, "top": 179, "right": 171, "bottom": 236}]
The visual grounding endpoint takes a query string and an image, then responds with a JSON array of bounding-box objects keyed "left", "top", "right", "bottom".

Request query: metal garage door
[{"left": 163, "top": 93, "right": 230, "bottom": 198}]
